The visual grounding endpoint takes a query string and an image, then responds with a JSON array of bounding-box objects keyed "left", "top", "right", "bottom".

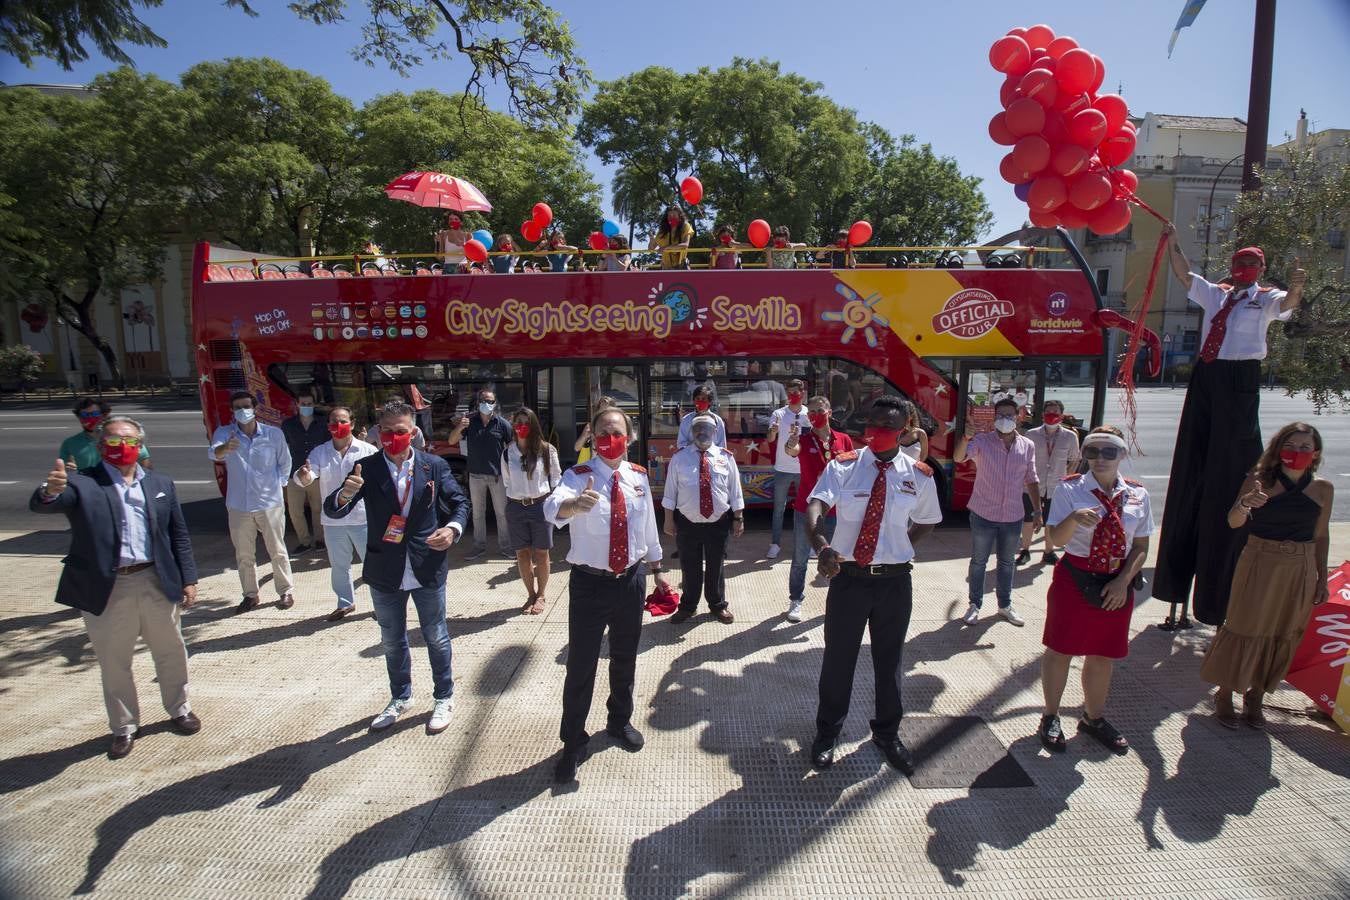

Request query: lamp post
[{"left": 1200, "top": 153, "right": 1246, "bottom": 278}]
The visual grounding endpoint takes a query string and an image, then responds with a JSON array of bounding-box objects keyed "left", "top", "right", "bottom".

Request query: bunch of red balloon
[
  {"left": 519, "top": 202, "right": 553, "bottom": 243},
  {"left": 988, "top": 24, "right": 1138, "bottom": 235}
]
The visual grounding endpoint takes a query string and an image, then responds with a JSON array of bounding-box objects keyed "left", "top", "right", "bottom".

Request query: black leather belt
[
  {"left": 513, "top": 495, "right": 550, "bottom": 506},
  {"left": 116, "top": 562, "right": 154, "bottom": 575},
  {"left": 840, "top": 561, "right": 913, "bottom": 578},
  {"left": 573, "top": 563, "right": 639, "bottom": 579}
]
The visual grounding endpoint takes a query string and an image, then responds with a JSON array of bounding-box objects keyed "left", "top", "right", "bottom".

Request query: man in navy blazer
[
  {"left": 31, "top": 415, "right": 200, "bottom": 760},
  {"left": 325, "top": 399, "right": 470, "bottom": 735}
]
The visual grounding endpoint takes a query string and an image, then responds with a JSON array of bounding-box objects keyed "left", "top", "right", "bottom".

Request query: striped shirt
[{"left": 965, "top": 431, "right": 1039, "bottom": 523}]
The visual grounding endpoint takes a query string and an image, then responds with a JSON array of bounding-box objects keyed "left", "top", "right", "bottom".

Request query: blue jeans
[
  {"left": 771, "top": 471, "right": 800, "bottom": 544},
  {"left": 370, "top": 584, "right": 454, "bottom": 701},
  {"left": 968, "top": 511, "right": 1021, "bottom": 609},
  {"left": 790, "top": 514, "right": 837, "bottom": 603},
  {"left": 324, "top": 523, "right": 367, "bottom": 609}
]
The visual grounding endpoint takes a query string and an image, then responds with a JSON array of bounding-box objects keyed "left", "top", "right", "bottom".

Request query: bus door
[
  {"left": 952, "top": 361, "right": 1042, "bottom": 511},
  {"left": 546, "top": 364, "right": 648, "bottom": 468}
]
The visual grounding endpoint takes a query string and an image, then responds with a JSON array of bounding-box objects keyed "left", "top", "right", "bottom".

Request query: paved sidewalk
[{"left": 1, "top": 523, "right": 1347, "bottom": 899}]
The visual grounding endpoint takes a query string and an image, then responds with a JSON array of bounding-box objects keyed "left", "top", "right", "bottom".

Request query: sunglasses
[
  {"left": 78, "top": 411, "right": 103, "bottom": 419},
  {"left": 104, "top": 436, "right": 143, "bottom": 448},
  {"left": 1082, "top": 446, "right": 1121, "bottom": 461}
]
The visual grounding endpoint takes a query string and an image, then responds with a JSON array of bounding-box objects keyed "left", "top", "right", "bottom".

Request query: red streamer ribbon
[{"left": 1114, "top": 193, "right": 1172, "bottom": 451}]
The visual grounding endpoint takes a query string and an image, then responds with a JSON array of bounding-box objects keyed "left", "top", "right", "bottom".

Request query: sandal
[
  {"left": 521, "top": 593, "right": 538, "bottom": 615},
  {"left": 1078, "top": 715, "right": 1129, "bottom": 755},
  {"left": 529, "top": 595, "right": 547, "bottom": 615},
  {"left": 1037, "top": 714, "right": 1067, "bottom": 753}
]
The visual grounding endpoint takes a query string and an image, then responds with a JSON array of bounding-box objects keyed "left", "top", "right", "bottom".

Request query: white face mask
[
  {"left": 994, "top": 416, "right": 1017, "bottom": 434},
  {"left": 234, "top": 408, "right": 256, "bottom": 425},
  {"left": 478, "top": 402, "right": 495, "bottom": 416}
]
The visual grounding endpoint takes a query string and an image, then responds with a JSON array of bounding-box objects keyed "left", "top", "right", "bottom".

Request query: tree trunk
[{"left": 56, "top": 290, "right": 124, "bottom": 389}]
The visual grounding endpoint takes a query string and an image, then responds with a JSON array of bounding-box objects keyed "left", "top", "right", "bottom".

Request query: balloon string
[{"left": 1115, "top": 192, "right": 1172, "bottom": 452}]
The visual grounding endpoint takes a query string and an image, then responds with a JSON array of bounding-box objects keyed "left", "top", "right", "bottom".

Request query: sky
[{"left": 3, "top": 0, "right": 1348, "bottom": 239}]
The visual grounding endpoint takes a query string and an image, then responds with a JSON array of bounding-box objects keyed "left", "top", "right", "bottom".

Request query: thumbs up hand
[
  {"left": 64, "top": 456, "right": 78, "bottom": 472},
  {"left": 573, "top": 475, "right": 601, "bottom": 513},
  {"left": 1290, "top": 257, "right": 1307, "bottom": 290},
  {"left": 339, "top": 463, "right": 363, "bottom": 502},
  {"left": 45, "top": 457, "right": 68, "bottom": 497},
  {"left": 296, "top": 459, "right": 314, "bottom": 485},
  {"left": 1243, "top": 486, "right": 1269, "bottom": 510}
]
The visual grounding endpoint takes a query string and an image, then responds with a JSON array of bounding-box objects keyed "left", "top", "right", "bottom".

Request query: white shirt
[
  {"left": 898, "top": 440, "right": 923, "bottom": 462},
  {"left": 544, "top": 457, "right": 663, "bottom": 571},
  {"left": 676, "top": 411, "right": 727, "bottom": 450},
  {"left": 1026, "top": 425, "right": 1081, "bottom": 498},
  {"left": 1047, "top": 474, "right": 1154, "bottom": 559},
  {"left": 769, "top": 405, "right": 810, "bottom": 473},
  {"left": 1188, "top": 275, "right": 1291, "bottom": 361},
  {"left": 386, "top": 454, "right": 423, "bottom": 590},
  {"left": 104, "top": 462, "right": 152, "bottom": 566},
  {"left": 304, "top": 438, "right": 378, "bottom": 526},
  {"left": 808, "top": 447, "right": 943, "bottom": 564},
  {"left": 662, "top": 445, "right": 745, "bottom": 522},
  {"left": 502, "top": 443, "right": 561, "bottom": 500}
]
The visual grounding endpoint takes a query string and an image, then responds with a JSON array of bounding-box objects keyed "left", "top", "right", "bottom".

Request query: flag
[{"left": 1168, "top": 0, "right": 1210, "bottom": 57}]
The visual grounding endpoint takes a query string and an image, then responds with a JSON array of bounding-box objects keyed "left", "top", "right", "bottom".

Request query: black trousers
[
  {"left": 815, "top": 568, "right": 913, "bottom": 742},
  {"left": 674, "top": 511, "right": 732, "bottom": 612},
  {"left": 559, "top": 566, "right": 645, "bottom": 748},
  {"left": 1152, "top": 359, "right": 1264, "bottom": 625}
]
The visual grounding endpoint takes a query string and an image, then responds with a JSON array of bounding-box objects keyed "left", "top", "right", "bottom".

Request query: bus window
[
  {"left": 961, "top": 365, "right": 1039, "bottom": 432},
  {"left": 368, "top": 361, "right": 525, "bottom": 447},
  {"left": 266, "top": 362, "right": 371, "bottom": 424},
  {"left": 823, "top": 357, "right": 930, "bottom": 438},
  {"left": 1042, "top": 360, "right": 1097, "bottom": 429}
]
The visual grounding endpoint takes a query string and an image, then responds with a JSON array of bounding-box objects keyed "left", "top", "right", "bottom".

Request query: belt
[
  {"left": 116, "top": 561, "right": 154, "bottom": 576},
  {"left": 514, "top": 494, "right": 550, "bottom": 506},
  {"left": 573, "top": 563, "right": 639, "bottom": 580},
  {"left": 840, "top": 561, "right": 912, "bottom": 578}
]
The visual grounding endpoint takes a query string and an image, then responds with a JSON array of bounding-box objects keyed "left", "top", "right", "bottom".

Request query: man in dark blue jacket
[
  {"left": 31, "top": 415, "right": 200, "bottom": 760},
  {"left": 325, "top": 399, "right": 470, "bottom": 735}
]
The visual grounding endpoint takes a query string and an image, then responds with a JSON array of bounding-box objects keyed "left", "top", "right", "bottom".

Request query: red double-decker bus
[{"left": 190, "top": 229, "right": 1109, "bottom": 510}]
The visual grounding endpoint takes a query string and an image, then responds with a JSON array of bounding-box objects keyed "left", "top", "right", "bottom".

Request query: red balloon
[
  {"left": 531, "top": 202, "right": 553, "bottom": 227},
  {"left": 989, "top": 112, "right": 1018, "bottom": 146},
  {"left": 521, "top": 220, "right": 542, "bottom": 243},
  {"left": 747, "top": 219, "right": 770, "bottom": 249},
  {"left": 1089, "top": 55, "right": 1106, "bottom": 94},
  {"left": 1068, "top": 171, "right": 1113, "bottom": 212},
  {"left": 1057, "top": 206, "right": 1090, "bottom": 229},
  {"left": 1098, "top": 125, "right": 1137, "bottom": 167},
  {"left": 848, "top": 220, "right": 873, "bottom": 246},
  {"left": 1046, "top": 36, "right": 1078, "bottom": 59},
  {"left": 1006, "top": 26, "right": 1028, "bottom": 37},
  {"left": 1111, "top": 169, "right": 1139, "bottom": 199},
  {"left": 1067, "top": 109, "right": 1108, "bottom": 148},
  {"left": 1028, "top": 175, "right": 1068, "bottom": 212},
  {"left": 1024, "top": 23, "right": 1056, "bottom": 50},
  {"left": 588, "top": 231, "right": 609, "bottom": 251},
  {"left": 989, "top": 35, "right": 1032, "bottom": 75},
  {"left": 680, "top": 176, "right": 703, "bottom": 205},
  {"left": 1088, "top": 198, "right": 1131, "bottom": 236},
  {"left": 1055, "top": 48, "right": 1096, "bottom": 95},
  {"left": 1004, "top": 98, "right": 1046, "bottom": 137},
  {"left": 1029, "top": 208, "right": 1061, "bottom": 228},
  {"left": 999, "top": 75, "right": 1021, "bottom": 109},
  {"left": 1029, "top": 53, "right": 1056, "bottom": 72},
  {"left": 1011, "top": 135, "right": 1051, "bottom": 176},
  {"left": 1018, "top": 68, "right": 1058, "bottom": 108},
  {"left": 1054, "top": 90, "right": 1093, "bottom": 118},
  {"left": 1042, "top": 111, "right": 1069, "bottom": 146},
  {"left": 1093, "top": 94, "right": 1129, "bottom": 133},
  {"left": 1050, "top": 143, "right": 1090, "bottom": 178},
  {"left": 1000, "top": 152, "right": 1033, "bottom": 185},
  {"left": 464, "top": 239, "right": 488, "bottom": 263}
]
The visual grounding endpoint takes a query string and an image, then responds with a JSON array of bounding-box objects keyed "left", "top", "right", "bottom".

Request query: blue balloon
[
  {"left": 1013, "top": 182, "right": 1031, "bottom": 202},
  {"left": 602, "top": 219, "right": 621, "bottom": 238},
  {"left": 472, "top": 229, "right": 493, "bottom": 247}
]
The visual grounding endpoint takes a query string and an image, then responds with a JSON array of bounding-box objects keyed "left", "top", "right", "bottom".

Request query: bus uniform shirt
[
  {"left": 1047, "top": 473, "right": 1153, "bottom": 558},
  {"left": 308, "top": 438, "right": 379, "bottom": 527},
  {"left": 208, "top": 422, "right": 290, "bottom": 513},
  {"left": 465, "top": 416, "right": 514, "bottom": 476},
  {"left": 676, "top": 411, "right": 727, "bottom": 450},
  {"left": 502, "top": 443, "right": 561, "bottom": 500},
  {"left": 769, "top": 405, "right": 810, "bottom": 474},
  {"left": 794, "top": 429, "right": 856, "bottom": 515},
  {"left": 1187, "top": 275, "right": 1291, "bottom": 361},
  {"left": 662, "top": 445, "right": 744, "bottom": 523},
  {"left": 544, "top": 458, "right": 663, "bottom": 572},
  {"left": 807, "top": 447, "right": 942, "bottom": 564}
]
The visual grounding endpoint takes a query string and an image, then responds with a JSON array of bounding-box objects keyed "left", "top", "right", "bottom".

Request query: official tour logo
[{"left": 931, "top": 288, "right": 1013, "bottom": 339}]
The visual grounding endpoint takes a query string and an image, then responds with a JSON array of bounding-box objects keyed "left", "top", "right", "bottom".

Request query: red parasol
[
  {"left": 1285, "top": 561, "right": 1350, "bottom": 733},
  {"left": 383, "top": 171, "right": 493, "bottom": 212}
]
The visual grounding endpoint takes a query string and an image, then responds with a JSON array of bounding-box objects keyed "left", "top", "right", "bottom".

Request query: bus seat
[
  {"left": 227, "top": 266, "right": 256, "bottom": 281},
  {"left": 310, "top": 266, "right": 335, "bottom": 279},
  {"left": 205, "top": 264, "right": 232, "bottom": 282}
]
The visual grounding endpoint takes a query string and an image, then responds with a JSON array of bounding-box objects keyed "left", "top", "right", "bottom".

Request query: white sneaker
[
  {"left": 370, "top": 697, "right": 413, "bottom": 731},
  {"left": 999, "top": 606, "right": 1026, "bottom": 627},
  {"left": 961, "top": 603, "right": 980, "bottom": 625},
  {"left": 786, "top": 600, "right": 803, "bottom": 623},
  {"left": 767, "top": 543, "right": 781, "bottom": 559},
  {"left": 427, "top": 697, "right": 454, "bottom": 734}
]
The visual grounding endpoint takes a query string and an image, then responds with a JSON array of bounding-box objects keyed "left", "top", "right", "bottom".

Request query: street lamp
[{"left": 1200, "top": 153, "right": 1246, "bottom": 278}]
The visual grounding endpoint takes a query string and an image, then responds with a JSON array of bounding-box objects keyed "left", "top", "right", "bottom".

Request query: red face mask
[
  {"left": 667, "top": 215, "right": 680, "bottom": 226},
  {"left": 380, "top": 430, "right": 413, "bottom": 456},
  {"left": 863, "top": 427, "right": 900, "bottom": 453},
  {"left": 808, "top": 411, "right": 830, "bottom": 429},
  {"left": 329, "top": 421, "right": 352, "bottom": 440},
  {"left": 835, "top": 239, "right": 848, "bottom": 248},
  {"left": 787, "top": 391, "right": 804, "bottom": 405},
  {"left": 514, "top": 423, "right": 531, "bottom": 440},
  {"left": 1280, "top": 448, "right": 1316, "bottom": 470},
  {"left": 501, "top": 242, "right": 513, "bottom": 252},
  {"left": 693, "top": 399, "right": 711, "bottom": 412},
  {"left": 773, "top": 238, "right": 787, "bottom": 248},
  {"left": 79, "top": 413, "right": 103, "bottom": 432},
  {"left": 594, "top": 432, "right": 627, "bottom": 460},
  {"left": 101, "top": 442, "right": 140, "bottom": 467},
  {"left": 719, "top": 234, "right": 733, "bottom": 245},
  {"left": 1231, "top": 263, "right": 1262, "bottom": 283},
  {"left": 448, "top": 219, "right": 461, "bottom": 230},
  {"left": 1042, "top": 412, "right": 1062, "bottom": 426}
]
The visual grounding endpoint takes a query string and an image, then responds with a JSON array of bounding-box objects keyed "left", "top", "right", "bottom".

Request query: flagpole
[{"left": 1240, "top": 0, "right": 1277, "bottom": 197}]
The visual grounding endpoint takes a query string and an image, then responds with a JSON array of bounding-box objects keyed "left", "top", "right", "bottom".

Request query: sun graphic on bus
[
  {"left": 822, "top": 282, "right": 889, "bottom": 348},
  {"left": 648, "top": 282, "right": 708, "bottom": 330}
]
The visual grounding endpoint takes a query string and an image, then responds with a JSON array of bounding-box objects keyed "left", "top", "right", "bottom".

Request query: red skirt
[{"left": 1043, "top": 554, "right": 1133, "bottom": 659}]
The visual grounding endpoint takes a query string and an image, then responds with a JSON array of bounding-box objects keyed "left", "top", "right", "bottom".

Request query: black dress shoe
[
  {"left": 810, "top": 735, "right": 836, "bottom": 769},
  {"left": 607, "top": 722, "right": 645, "bottom": 750},
  {"left": 171, "top": 712, "right": 202, "bottom": 735},
  {"left": 669, "top": 608, "right": 694, "bottom": 624},
  {"left": 554, "top": 742, "right": 590, "bottom": 783},
  {"left": 873, "top": 735, "right": 916, "bottom": 774},
  {"left": 1015, "top": 549, "right": 1031, "bottom": 565},
  {"left": 108, "top": 731, "right": 136, "bottom": 760},
  {"left": 236, "top": 596, "right": 260, "bottom": 614}
]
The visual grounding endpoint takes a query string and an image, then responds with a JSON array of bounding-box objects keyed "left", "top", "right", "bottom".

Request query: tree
[
  {"left": 1239, "top": 144, "right": 1350, "bottom": 410},
  {"left": 0, "top": 344, "right": 46, "bottom": 389},
  {"left": 1, "top": 1, "right": 589, "bottom": 128},
  {"left": 0, "top": 70, "right": 186, "bottom": 386},
  {"left": 860, "top": 126, "right": 993, "bottom": 249}
]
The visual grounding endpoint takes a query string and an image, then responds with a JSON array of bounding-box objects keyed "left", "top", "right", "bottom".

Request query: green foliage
[
  {"left": 0, "top": 343, "right": 46, "bottom": 386},
  {"left": 0, "top": 0, "right": 169, "bottom": 67},
  {"left": 1235, "top": 144, "right": 1350, "bottom": 410}
]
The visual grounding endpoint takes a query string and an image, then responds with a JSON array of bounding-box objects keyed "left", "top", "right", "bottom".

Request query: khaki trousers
[
  {"left": 81, "top": 567, "right": 190, "bottom": 736},
  {"left": 284, "top": 478, "right": 324, "bottom": 545},
  {"left": 227, "top": 506, "right": 295, "bottom": 598}
]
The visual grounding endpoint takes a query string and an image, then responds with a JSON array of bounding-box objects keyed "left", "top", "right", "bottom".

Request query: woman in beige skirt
[{"left": 1200, "top": 422, "right": 1333, "bottom": 728}]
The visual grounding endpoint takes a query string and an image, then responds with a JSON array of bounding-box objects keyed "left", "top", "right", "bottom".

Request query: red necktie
[
  {"left": 699, "top": 450, "right": 714, "bottom": 518},
  {"left": 1087, "top": 487, "right": 1128, "bottom": 574},
  {"left": 608, "top": 469, "right": 629, "bottom": 573},
  {"left": 852, "top": 460, "right": 891, "bottom": 566},
  {"left": 1199, "top": 291, "right": 1242, "bottom": 363}
]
